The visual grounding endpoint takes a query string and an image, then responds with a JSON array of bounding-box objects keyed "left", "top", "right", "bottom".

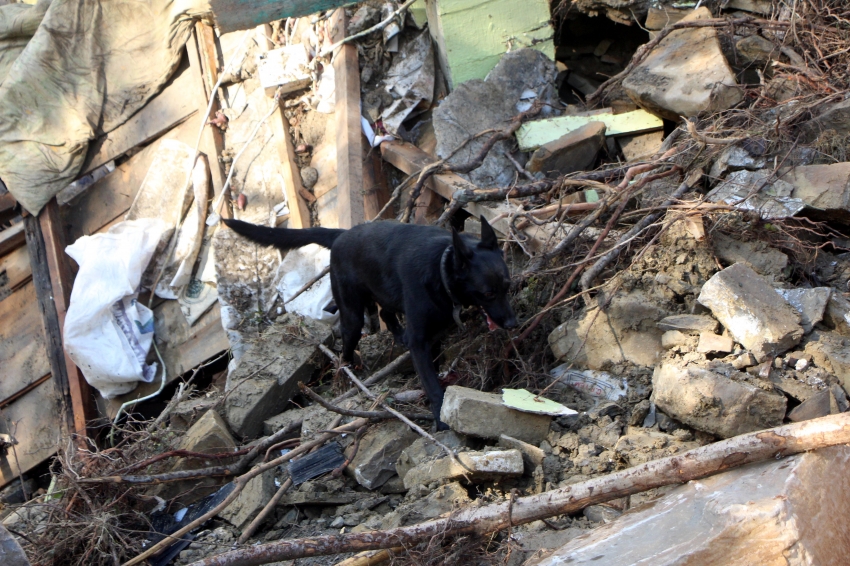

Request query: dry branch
[
  {"left": 188, "top": 412, "right": 850, "bottom": 566},
  {"left": 299, "top": 382, "right": 433, "bottom": 420}
]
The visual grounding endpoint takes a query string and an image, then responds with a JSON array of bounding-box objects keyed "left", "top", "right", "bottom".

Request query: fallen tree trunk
[{"left": 188, "top": 412, "right": 850, "bottom": 566}]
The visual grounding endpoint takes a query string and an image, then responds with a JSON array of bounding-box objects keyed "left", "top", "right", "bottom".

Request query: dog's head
[{"left": 451, "top": 216, "right": 517, "bottom": 331}]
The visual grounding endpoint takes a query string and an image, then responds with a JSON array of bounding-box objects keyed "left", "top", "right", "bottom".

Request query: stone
[
  {"left": 614, "top": 427, "right": 700, "bottom": 467},
  {"left": 402, "top": 449, "right": 524, "bottom": 489},
  {"left": 657, "top": 314, "right": 719, "bottom": 335},
  {"left": 583, "top": 504, "right": 622, "bottom": 524},
  {"left": 776, "top": 287, "right": 832, "bottom": 333},
  {"left": 262, "top": 406, "right": 308, "bottom": 437},
  {"left": 787, "top": 388, "right": 841, "bottom": 423},
  {"left": 622, "top": 8, "right": 743, "bottom": 121},
  {"left": 661, "top": 330, "right": 691, "bottom": 350},
  {"left": 708, "top": 145, "right": 767, "bottom": 179},
  {"left": 346, "top": 421, "right": 419, "bottom": 490},
  {"left": 822, "top": 291, "right": 850, "bottom": 335},
  {"left": 644, "top": 5, "right": 690, "bottom": 30},
  {"left": 711, "top": 231, "right": 789, "bottom": 278},
  {"left": 224, "top": 314, "right": 333, "bottom": 438},
  {"left": 0, "top": 524, "right": 30, "bottom": 566},
  {"left": 549, "top": 290, "right": 669, "bottom": 370},
  {"left": 735, "top": 35, "right": 778, "bottom": 64},
  {"left": 617, "top": 130, "right": 664, "bottom": 161},
  {"left": 783, "top": 162, "right": 850, "bottom": 219},
  {"left": 707, "top": 169, "right": 804, "bottom": 220},
  {"left": 381, "top": 482, "right": 471, "bottom": 528},
  {"left": 800, "top": 98, "right": 850, "bottom": 141},
  {"left": 396, "top": 430, "right": 469, "bottom": 481},
  {"left": 651, "top": 363, "right": 787, "bottom": 438},
  {"left": 219, "top": 469, "right": 276, "bottom": 530},
  {"left": 525, "top": 122, "right": 606, "bottom": 177},
  {"left": 498, "top": 434, "right": 546, "bottom": 472},
  {"left": 440, "top": 386, "right": 551, "bottom": 444},
  {"left": 434, "top": 49, "right": 559, "bottom": 189},
  {"left": 697, "top": 332, "right": 735, "bottom": 354},
  {"left": 526, "top": 446, "right": 850, "bottom": 566},
  {"left": 279, "top": 491, "right": 362, "bottom": 506},
  {"left": 804, "top": 331, "right": 850, "bottom": 392},
  {"left": 698, "top": 263, "right": 804, "bottom": 362},
  {"left": 299, "top": 166, "right": 318, "bottom": 189},
  {"left": 731, "top": 352, "right": 758, "bottom": 370},
  {"left": 169, "top": 397, "right": 219, "bottom": 431}
]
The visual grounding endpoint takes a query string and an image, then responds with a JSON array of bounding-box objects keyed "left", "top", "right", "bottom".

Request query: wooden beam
[
  {"left": 0, "top": 246, "right": 31, "bottom": 299},
  {"left": 209, "top": 0, "right": 358, "bottom": 33},
  {"left": 271, "top": 106, "right": 312, "bottom": 229},
  {"left": 0, "top": 223, "right": 24, "bottom": 258},
  {"left": 363, "top": 141, "right": 393, "bottom": 221},
  {"left": 331, "top": 8, "right": 365, "bottom": 229},
  {"left": 39, "top": 200, "right": 96, "bottom": 436}
]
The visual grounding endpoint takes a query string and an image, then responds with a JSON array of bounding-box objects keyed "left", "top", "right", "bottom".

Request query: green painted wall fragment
[{"left": 516, "top": 110, "right": 665, "bottom": 152}]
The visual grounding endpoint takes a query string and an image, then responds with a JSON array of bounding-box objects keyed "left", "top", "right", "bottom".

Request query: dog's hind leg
[
  {"left": 379, "top": 308, "right": 405, "bottom": 345},
  {"left": 332, "top": 278, "right": 366, "bottom": 365}
]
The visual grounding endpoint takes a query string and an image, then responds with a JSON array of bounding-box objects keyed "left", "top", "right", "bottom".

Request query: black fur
[{"left": 222, "top": 217, "right": 517, "bottom": 427}]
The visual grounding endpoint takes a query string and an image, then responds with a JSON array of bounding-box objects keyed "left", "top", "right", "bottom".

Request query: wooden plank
[
  {"left": 0, "top": 282, "right": 50, "bottom": 401},
  {"left": 0, "top": 378, "right": 61, "bottom": 488},
  {"left": 0, "top": 223, "right": 24, "bottom": 257},
  {"left": 331, "top": 8, "right": 365, "bottom": 229},
  {"left": 271, "top": 105, "right": 312, "bottom": 229},
  {"left": 23, "top": 214, "right": 74, "bottom": 435},
  {"left": 82, "top": 56, "right": 197, "bottom": 174},
  {"left": 105, "top": 301, "right": 230, "bottom": 420},
  {"left": 209, "top": 0, "right": 357, "bottom": 33},
  {"left": 62, "top": 115, "right": 202, "bottom": 243},
  {"left": 516, "top": 110, "right": 664, "bottom": 152},
  {"left": 192, "top": 24, "right": 229, "bottom": 202},
  {"left": 0, "top": 246, "right": 32, "bottom": 300},
  {"left": 363, "top": 141, "right": 393, "bottom": 221},
  {"left": 39, "top": 200, "right": 96, "bottom": 436}
]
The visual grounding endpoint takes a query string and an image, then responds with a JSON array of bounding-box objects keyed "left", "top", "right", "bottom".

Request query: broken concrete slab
[
  {"left": 708, "top": 145, "right": 767, "bottom": 179},
  {"left": 381, "top": 482, "right": 471, "bottom": 528},
  {"left": 529, "top": 445, "right": 850, "bottom": 566},
  {"left": 434, "top": 49, "right": 559, "bottom": 188},
  {"left": 782, "top": 162, "right": 850, "bottom": 219},
  {"left": 440, "top": 386, "right": 551, "bottom": 444},
  {"left": 696, "top": 332, "right": 734, "bottom": 354},
  {"left": 706, "top": 169, "right": 805, "bottom": 220},
  {"left": 822, "top": 291, "right": 850, "bottom": 335},
  {"left": 263, "top": 406, "right": 309, "bottom": 437},
  {"left": 621, "top": 7, "right": 743, "bottom": 120},
  {"left": 776, "top": 287, "right": 832, "bottom": 333},
  {"left": 657, "top": 314, "right": 719, "bottom": 335},
  {"left": 651, "top": 363, "right": 787, "bottom": 438},
  {"left": 516, "top": 109, "right": 662, "bottom": 152},
  {"left": 698, "top": 263, "right": 804, "bottom": 362},
  {"left": 711, "top": 231, "right": 789, "bottom": 279},
  {"left": 499, "top": 434, "right": 546, "bottom": 472},
  {"left": 396, "top": 430, "right": 469, "bottom": 482},
  {"left": 346, "top": 421, "right": 419, "bottom": 490},
  {"left": 0, "top": 523, "right": 30, "bottom": 566},
  {"left": 617, "top": 130, "right": 664, "bottom": 162},
  {"left": 168, "top": 396, "right": 219, "bottom": 431},
  {"left": 402, "top": 449, "right": 524, "bottom": 489},
  {"left": 224, "top": 314, "right": 333, "bottom": 438},
  {"left": 804, "top": 331, "right": 850, "bottom": 392},
  {"left": 526, "top": 121, "right": 606, "bottom": 177},
  {"left": 787, "top": 388, "right": 842, "bottom": 422},
  {"left": 549, "top": 290, "right": 669, "bottom": 370},
  {"left": 219, "top": 468, "right": 275, "bottom": 530}
]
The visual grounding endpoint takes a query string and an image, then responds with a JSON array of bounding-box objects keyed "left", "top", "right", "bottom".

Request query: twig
[
  {"left": 116, "top": 448, "right": 251, "bottom": 475},
  {"left": 319, "top": 0, "right": 418, "bottom": 58},
  {"left": 238, "top": 478, "right": 293, "bottom": 544},
  {"left": 187, "top": 412, "right": 850, "bottom": 566},
  {"left": 683, "top": 118, "right": 744, "bottom": 145},
  {"left": 299, "top": 383, "right": 434, "bottom": 420},
  {"left": 503, "top": 152, "right": 535, "bottom": 181}
]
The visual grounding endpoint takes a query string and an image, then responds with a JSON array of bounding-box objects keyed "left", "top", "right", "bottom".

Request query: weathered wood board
[
  {"left": 0, "top": 282, "right": 50, "bottom": 402},
  {"left": 0, "top": 246, "right": 31, "bottom": 301}
]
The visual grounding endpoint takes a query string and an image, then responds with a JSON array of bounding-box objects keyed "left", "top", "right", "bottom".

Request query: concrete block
[
  {"left": 622, "top": 8, "right": 743, "bottom": 120},
  {"left": 777, "top": 287, "right": 832, "bottom": 333},
  {"left": 346, "top": 421, "right": 419, "bottom": 490},
  {"left": 403, "top": 449, "right": 523, "bottom": 489},
  {"left": 698, "top": 263, "right": 803, "bottom": 362},
  {"left": 696, "top": 332, "right": 734, "bottom": 354},
  {"left": 527, "top": 446, "right": 850, "bottom": 566},
  {"left": 651, "top": 363, "right": 787, "bottom": 438},
  {"left": 657, "top": 314, "right": 719, "bottom": 335},
  {"left": 224, "top": 314, "right": 332, "bottom": 438},
  {"left": 617, "top": 130, "right": 664, "bottom": 161},
  {"left": 396, "top": 430, "right": 469, "bottom": 482},
  {"left": 440, "top": 386, "right": 551, "bottom": 444},
  {"left": 262, "top": 406, "right": 308, "bottom": 437},
  {"left": 526, "top": 122, "right": 606, "bottom": 177},
  {"left": 218, "top": 469, "right": 276, "bottom": 530},
  {"left": 499, "top": 434, "right": 546, "bottom": 472}
]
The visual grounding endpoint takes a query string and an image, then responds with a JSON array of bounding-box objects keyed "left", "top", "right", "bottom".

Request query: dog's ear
[
  {"left": 479, "top": 215, "right": 498, "bottom": 250},
  {"left": 452, "top": 228, "right": 473, "bottom": 268}
]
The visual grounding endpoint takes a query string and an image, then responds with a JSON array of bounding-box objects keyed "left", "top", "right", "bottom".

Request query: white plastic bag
[
  {"left": 275, "top": 244, "right": 337, "bottom": 324},
  {"left": 64, "top": 219, "right": 167, "bottom": 399}
]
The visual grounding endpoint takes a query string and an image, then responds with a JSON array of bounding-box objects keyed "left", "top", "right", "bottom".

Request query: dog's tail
[{"left": 222, "top": 218, "right": 345, "bottom": 250}]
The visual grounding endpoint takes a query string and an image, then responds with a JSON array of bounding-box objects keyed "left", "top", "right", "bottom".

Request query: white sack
[{"left": 275, "top": 244, "right": 337, "bottom": 324}]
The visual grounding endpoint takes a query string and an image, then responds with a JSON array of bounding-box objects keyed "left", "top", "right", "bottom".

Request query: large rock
[
  {"left": 527, "top": 446, "right": 850, "bottom": 566},
  {"left": 783, "top": 162, "right": 850, "bottom": 220},
  {"left": 224, "top": 314, "right": 333, "bottom": 438},
  {"left": 526, "top": 122, "right": 606, "bottom": 177},
  {"left": 218, "top": 469, "right": 276, "bottom": 530},
  {"left": 440, "top": 386, "right": 551, "bottom": 444},
  {"left": 346, "top": 421, "right": 419, "bottom": 489},
  {"left": 777, "top": 287, "right": 832, "bottom": 333},
  {"left": 403, "top": 449, "right": 523, "bottom": 489},
  {"left": 434, "top": 49, "right": 559, "bottom": 188},
  {"left": 396, "top": 430, "right": 469, "bottom": 482},
  {"left": 263, "top": 406, "right": 308, "bottom": 437},
  {"left": 549, "top": 290, "right": 669, "bottom": 369},
  {"left": 804, "top": 331, "right": 850, "bottom": 392},
  {"left": 0, "top": 524, "right": 30, "bottom": 566},
  {"left": 651, "top": 363, "right": 786, "bottom": 438},
  {"left": 622, "top": 7, "right": 742, "bottom": 120},
  {"left": 698, "top": 263, "right": 804, "bottom": 362},
  {"left": 710, "top": 231, "right": 789, "bottom": 279}
]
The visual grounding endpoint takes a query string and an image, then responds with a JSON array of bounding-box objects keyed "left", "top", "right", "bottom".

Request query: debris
[
  {"left": 263, "top": 407, "right": 308, "bottom": 437},
  {"left": 697, "top": 263, "right": 804, "bottom": 362},
  {"left": 710, "top": 231, "right": 789, "bottom": 279},
  {"left": 396, "top": 431, "right": 469, "bottom": 482},
  {"left": 707, "top": 145, "right": 767, "bottom": 179},
  {"left": 776, "top": 287, "right": 832, "bottom": 334},
  {"left": 0, "top": 524, "right": 30, "bottom": 566},
  {"left": 661, "top": 330, "right": 692, "bottom": 350},
  {"left": 378, "top": 30, "right": 435, "bottom": 136},
  {"left": 299, "top": 166, "right": 318, "bottom": 189},
  {"left": 621, "top": 8, "right": 743, "bottom": 121},
  {"left": 346, "top": 421, "right": 419, "bottom": 490},
  {"left": 613, "top": 427, "right": 699, "bottom": 467},
  {"left": 782, "top": 162, "right": 850, "bottom": 219},
  {"left": 583, "top": 504, "right": 621, "bottom": 524},
  {"left": 440, "top": 386, "right": 551, "bottom": 444},
  {"left": 656, "top": 314, "right": 719, "bottom": 335},
  {"left": 787, "top": 388, "right": 843, "bottom": 423},
  {"left": 256, "top": 44, "right": 311, "bottom": 95},
  {"left": 822, "top": 292, "right": 850, "bottom": 336},
  {"left": 224, "top": 315, "right": 333, "bottom": 438},
  {"left": 525, "top": 121, "right": 606, "bottom": 177},
  {"left": 289, "top": 442, "right": 345, "bottom": 485},
  {"left": 501, "top": 389, "right": 577, "bottom": 417},
  {"left": 528, "top": 445, "right": 850, "bottom": 566},
  {"left": 616, "top": 130, "right": 663, "bottom": 161},
  {"left": 803, "top": 331, "right": 850, "bottom": 392},
  {"left": 696, "top": 332, "right": 734, "bottom": 354},
  {"left": 402, "top": 449, "right": 524, "bottom": 489},
  {"left": 516, "top": 109, "right": 663, "bottom": 152},
  {"left": 498, "top": 434, "right": 545, "bottom": 472},
  {"left": 218, "top": 469, "right": 276, "bottom": 531},
  {"left": 651, "top": 363, "right": 787, "bottom": 438},
  {"left": 381, "top": 482, "right": 471, "bottom": 528},
  {"left": 549, "top": 366, "right": 632, "bottom": 402},
  {"left": 706, "top": 169, "right": 805, "bottom": 220}
]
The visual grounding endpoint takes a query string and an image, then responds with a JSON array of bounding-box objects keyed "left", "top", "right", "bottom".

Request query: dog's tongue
[{"left": 486, "top": 314, "right": 498, "bottom": 332}]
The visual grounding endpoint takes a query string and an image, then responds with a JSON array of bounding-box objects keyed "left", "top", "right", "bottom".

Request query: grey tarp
[{"left": 0, "top": 0, "right": 210, "bottom": 215}]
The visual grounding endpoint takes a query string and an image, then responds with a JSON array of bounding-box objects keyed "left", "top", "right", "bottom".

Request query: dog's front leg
[{"left": 408, "top": 341, "right": 449, "bottom": 430}]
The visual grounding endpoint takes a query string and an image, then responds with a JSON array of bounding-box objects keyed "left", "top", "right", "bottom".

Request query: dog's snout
[{"left": 503, "top": 316, "right": 518, "bottom": 330}]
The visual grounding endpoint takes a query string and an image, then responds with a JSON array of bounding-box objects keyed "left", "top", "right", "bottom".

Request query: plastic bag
[
  {"left": 275, "top": 244, "right": 337, "bottom": 324},
  {"left": 64, "top": 219, "right": 167, "bottom": 399}
]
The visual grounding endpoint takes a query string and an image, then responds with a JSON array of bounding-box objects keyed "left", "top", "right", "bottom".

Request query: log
[{"left": 188, "top": 412, "right": 850, "bottom": 566}]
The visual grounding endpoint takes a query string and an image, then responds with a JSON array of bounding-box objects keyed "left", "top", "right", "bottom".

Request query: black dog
[{"left": 222, "top": 217, "right": 517, "bottom": 427}]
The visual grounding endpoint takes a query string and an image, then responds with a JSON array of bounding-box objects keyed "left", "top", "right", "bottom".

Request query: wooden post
[
  {"left": 330, "top": 8, "right": 365, "bottom": 229},
  {"left": 362, "top": 142, "right": 392, "bottom": 221}
]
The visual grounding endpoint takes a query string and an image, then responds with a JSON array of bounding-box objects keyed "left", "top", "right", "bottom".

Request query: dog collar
[{"left": 440, "top": 245, "right": 465, "bottom": 329}]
